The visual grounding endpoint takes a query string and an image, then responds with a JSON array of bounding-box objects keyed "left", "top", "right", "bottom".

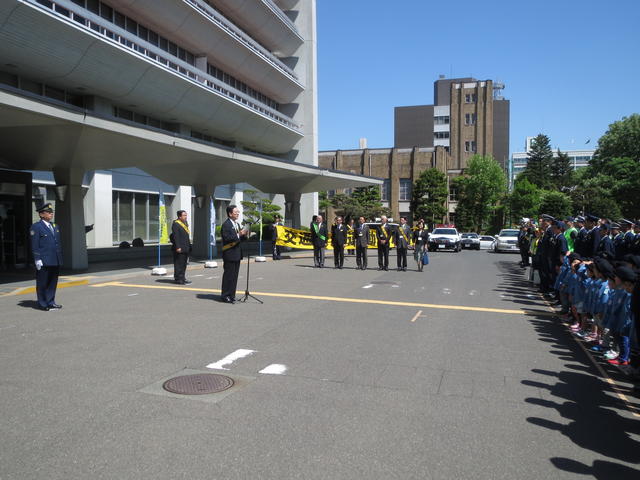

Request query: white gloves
[{"left": 35, "top": 260, "right": 43, "bottom": 271}]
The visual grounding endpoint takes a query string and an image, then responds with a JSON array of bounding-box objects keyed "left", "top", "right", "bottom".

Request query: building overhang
[{"left": 0, "top": 91, "right": 381, "bottom": 194}]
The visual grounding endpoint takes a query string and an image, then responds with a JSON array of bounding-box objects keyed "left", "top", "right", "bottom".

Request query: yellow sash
[{"left": 175, "top": 219, "right": 190, "bottom": 235}]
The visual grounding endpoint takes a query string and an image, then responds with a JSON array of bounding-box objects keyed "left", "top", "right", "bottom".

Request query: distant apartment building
[
  {"left": 509, "top": 137, "right": 594, "bottom": 189},
  {"left": 395, "top": 76, "right": 510, "bottom": 169}
]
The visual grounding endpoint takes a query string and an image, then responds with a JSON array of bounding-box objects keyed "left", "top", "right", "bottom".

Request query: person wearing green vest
[
  {"left": 564, "top": 217, "right": 578, "bottom": 253},
  {"left": 310, "top": 214, "right": 328, "bottom": 268}
]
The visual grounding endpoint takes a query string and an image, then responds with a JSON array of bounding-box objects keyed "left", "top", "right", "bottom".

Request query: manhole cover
[{"left": 162, "top": 373, "right": 234, "bottom": 395}]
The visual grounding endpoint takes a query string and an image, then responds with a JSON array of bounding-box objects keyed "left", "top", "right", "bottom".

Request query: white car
[
  {"left": 493, "top": 229, "right": 520, "bottom": 253},
  {"left": 428, "top": 227, "right": 461, "bottom": 252},
  {"left": 479, "top": 235, "right": 496, "bottom": 250}
]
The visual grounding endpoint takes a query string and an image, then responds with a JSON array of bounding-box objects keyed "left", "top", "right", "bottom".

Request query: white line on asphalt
[
  {"left": 206, "top": 277, "right": 215, "bottom": 280},
  {"left": 259, "top": 364, "right": 287, "bottom": 375},
  {"left": 410, "top": 310, "right": 423, "bottom": 323},
  {"left": 362, "top": 284, "right": 373, "bottom": 289},
  {"left": 193, "top": 274, "right": 204, "bottom": 277},
  {"left": 206, "top": 349, "right": 256, "bottom": 370},
  {"left": 468, "top": 290, "right": 478, "bottom": 296},
  {"left": 442, "top": 288, "right": 451, "bottom": 295},
  {"left": 128, "top": 294, "right": 139, "bottom": 296}
]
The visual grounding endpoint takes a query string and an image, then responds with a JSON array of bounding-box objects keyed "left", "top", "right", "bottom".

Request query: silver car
[
  {"left": 493, "top": 229, "right": 520, "bottom": 253},
  {"left": 460, "top": 233, "right": 481, "bottom": 250}
]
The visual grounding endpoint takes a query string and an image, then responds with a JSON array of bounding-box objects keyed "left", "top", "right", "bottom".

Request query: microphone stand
[{"left": 238, "top": 222, "right": 263, "bottom": 304}]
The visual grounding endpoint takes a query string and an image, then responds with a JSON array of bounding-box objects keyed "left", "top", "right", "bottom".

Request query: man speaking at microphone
[{"left": 220, "top": 204, "right": 249, "bottom": 304}]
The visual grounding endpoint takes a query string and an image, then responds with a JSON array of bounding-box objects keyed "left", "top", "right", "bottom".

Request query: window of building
[
  {"left": 112, "top": 191, "right": 173, "bottom": 244},
  {"left": 465, "top": 93, "right": 477, "bottom": 103},
  {"left": 434, "top": 132, "right": 450, "bottom": 139},
  {"left": 399, "top": 179, "right": 412, "bottom": 201},
  {"left": 465, "top": 141, "right": 476, "bottom": 153},
  {"left": 434, "top": 116, "right": 450, "bottom": 125},
  {"left": 381, "top": 179, "right": 390, "bottom": 201},
  {"left": 449, "top": 186, "right": 458, "bottom": 202},
  {"left": 465, "top": 113, "right": 477, "bottom": 125}
]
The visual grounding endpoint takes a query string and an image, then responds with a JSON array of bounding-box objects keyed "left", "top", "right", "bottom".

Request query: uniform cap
[
  {"left": 541, "top": 214, "right": 555, "bottom": 221},
  {"left": 554, "top": 221, "right": 566, "bottom": 230},
  {"left": 35, "top": 202, "right": 53, "bottom": 213},
  {"left": 585, "top": 214, "right": 599, "bottom": 222},
  {"left": 609, "top": 222, "right": 621, "bottom": 229},
  {"left": 619, "top": 218, "right": 633, "bottom": 225},
  {"left": 575, "top": 215, "right": 586, "bottom": 223}
]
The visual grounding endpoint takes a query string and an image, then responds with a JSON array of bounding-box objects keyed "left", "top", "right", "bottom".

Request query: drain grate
[{"left": 162, "top": 373, "right": 234, "bottom": 395}]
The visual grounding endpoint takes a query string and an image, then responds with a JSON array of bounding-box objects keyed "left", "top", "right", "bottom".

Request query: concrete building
[
  {"left": 509, "top": 137, "right": 594, "bottom": 189},
  {"left": 395, "top": 76, "right": 510, "bottom": 169},
  {"left": 318, "top": 146, "right": 458, "bottom": 224},
  {"left": 0, "top": 0, "right": 378, "bottom": 270}
]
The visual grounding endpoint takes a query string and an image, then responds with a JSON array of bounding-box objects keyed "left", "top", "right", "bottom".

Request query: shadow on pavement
[
  {"left": 17, "top": 299, "right": 41, "bottom": 310},
  {"left": 496, "top": 258, "right": 640, "bottom": 478}
]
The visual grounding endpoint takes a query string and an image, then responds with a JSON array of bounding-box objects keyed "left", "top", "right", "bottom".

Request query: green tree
[
  {"left": 591, "top": 114, "right": 640, "bottom": 170},
  {"left": 241, "top": 189, "right": 282, "bottom": 225},
  {"left": 318, "top": 191, "right": 331, "bottom": 218},
  {"left": 569, "top": 169, "right": 622, "bottom": 219},
  {"left": 550, "top": 149, "right": 574, "bottom": 189},
  {"left": 538, "top": 191, "right": 572, "bottom": 219},
  {"left": 521, "top": 134, "right": 553, "bottom": 189},
  {"left": 410, "top": 168, "right": 448, "bottom": 224},
  {"left": 509, "top": 176, "right": 542, "bottom": 220},
  {"left": 330, "top": 186, "right": 390, "bottom": 221},
  {"left": 453, "top": 155, "right": 506, "bottom": 232}
]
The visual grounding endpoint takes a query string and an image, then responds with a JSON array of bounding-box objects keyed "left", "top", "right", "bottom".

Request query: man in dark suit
[
  {"left": 394, "top": 216, "right": 411, "bottom": 271},
  {"left": 271, "top": 215, "right": 283, "bottom": 260},
  {"left": 537, "top": 214, "right": 555, "bottom": 293},
  {"left": 310, "top": 214, "right": 328, "bottom": 268},
  {"left": 30, "top": 203, "right": 63, "bottom": 311},
  {"left": 583, "top": 214, "right": 601, "bottom": 258},
  {"left": 355, "top": 216, "right": 370, "bottom": 270},
  {"left": 170, "top": 210, "right": 192, "bottom": 285},
  {"left": 331, "top": 216, "right": 347, "bottom": 269},
  {"left": 221, "top": 205, "right": 248, "bottom": 304},
  {"left": 376, "top": 215, "right": 391, "bottom": 271}
]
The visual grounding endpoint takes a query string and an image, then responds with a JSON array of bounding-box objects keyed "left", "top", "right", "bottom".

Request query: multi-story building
[
  {"left": 318, "top": 146, "right": 457, "bottom": 224},
  {"left": 509, "top": 137, "right": 594, "bottom": 189},
  {"left": 0, "top": 0, "right": 376, "bottom": 269},
  {"left": 395, "top": 76, "right": 510, "bottom": 169}
]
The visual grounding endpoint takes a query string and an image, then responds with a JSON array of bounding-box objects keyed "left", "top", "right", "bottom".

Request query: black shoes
[
  {"left": 38, "top": 306, "right": 50, "bottom": 311},
  {"left": 221, "top": 296, "right": 235, "bottom": 304},
  {"left": 49, "top": 303, "right": 63, "bottom": 309},
  {"left": 175, "top": 279, "right": 192, "bottom": 285}
]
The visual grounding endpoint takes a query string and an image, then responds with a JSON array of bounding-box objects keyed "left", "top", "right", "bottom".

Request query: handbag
[{"left": 422, "top": 251, "right": 429, "bottom": 265}]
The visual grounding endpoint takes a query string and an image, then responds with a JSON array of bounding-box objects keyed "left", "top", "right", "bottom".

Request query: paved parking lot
[{"left": 1, "top": 250, "right": 638, "bottom": 479}]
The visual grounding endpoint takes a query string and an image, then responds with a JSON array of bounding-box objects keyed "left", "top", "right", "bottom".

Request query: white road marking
[
  {"left": 128, "top": 293, "right": 139, "bottom": 296},
  {"left": 362, "top": 284, "right": 374, "bottom": 289},
  {"left": 259, "top": 364, "right": 287, "bottom": 375},
  {"left": 410, "top": 310, "right": 423, "bottom": 323},
  {"left": 468, "top": 290, "right": 478, "bottom": 296},
  {"left": 206, "top": 349, "right": 256, "bottom": 370},
  {"left": 391, "top": 285, "right": 399, "bottom": 288},
  {"left": 441, "top": 288, "right": 452, "bottom": 295},
  {"left": 206, "top": 277, "right": 215, "bottom": 280}
]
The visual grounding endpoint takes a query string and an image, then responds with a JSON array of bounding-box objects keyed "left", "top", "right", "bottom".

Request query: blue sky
[{"left": 316, "top": 0, "right": 640, "bottom": 154}]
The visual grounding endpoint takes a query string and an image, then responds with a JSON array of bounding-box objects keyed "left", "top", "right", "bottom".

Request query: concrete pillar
[
  {"left": 285, "top": 192, "right": 302, "bottom": 228},
  {"left": 173, "top": 186, "right": 193, "bottom": 229},
  {"left": 84, "top": 170, "right": 113, "bottom": 248},
  {"left": 192, "top": 184, "right": 214, "bottom": 259},
  {"left": 53, "top": 168, "right": 88, "bottom": 270},
  {"left": 231, "top": 188, "right": 244, "bottom": 219}
]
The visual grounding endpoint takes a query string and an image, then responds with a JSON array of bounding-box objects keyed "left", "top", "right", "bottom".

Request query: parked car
[
  {"left": 428, "top": 227, "right": 461, "bottom": 252},
  {"left": 460, "top": 233, "right": 480, "bottom": 250},
  {"left": 479, "top": 235, "right": 496, "bottom": 250},
  {"left": 493, "top": 229, "right": 520, "bottom": 253}
]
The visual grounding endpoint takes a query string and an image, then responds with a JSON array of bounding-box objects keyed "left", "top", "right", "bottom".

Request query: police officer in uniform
[
  {"left": 573, "top": 216, "right": 587, "bottom": 257},
  {"left": 583, "top": 214, "right": 601, "bottom": 258},
  {"left": 596, "top": 223, "right": 615, "bottom": 259},
  {"left": 376, "top": 215, "right": 392, "bottom": 271},
  {"left": 621, "top": 219, "right": 636, "bottom": 256},
  {"left": 552, "top": 220, "right": 569, "bottom": 277},
  {"left": 331, "top": 216, "right": 347, "bottom": 269},
  {"left": 537, "top": 214, "right": 555, "bottom": 293},
  {"left": 220, "top": 205, "right": 249, "bottom": 304},
  {"left": 394, "top": 216, "right": 411, "bottom": 271},
  {"left": 30, "top": 203, "right": 63, "bottom": 311},
  {"left": 170, "top": 210, "right": 192, "bottom": 285},
  {"left": 271, "top": 215, "right": 283, "bottom": 260},
  {"left": 355, "top": 216, "right": 370, "bottom": 270}
]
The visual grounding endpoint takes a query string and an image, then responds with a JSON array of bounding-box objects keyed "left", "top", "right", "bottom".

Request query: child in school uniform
[{"left": 606, "top": 266, "right": 637, "bottom": 366}]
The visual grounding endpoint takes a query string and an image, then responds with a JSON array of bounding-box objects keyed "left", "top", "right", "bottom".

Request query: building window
[
  {"left": 399, "top": 179, "right": 412, "bottom": 201},
  {"left": 449, "top": 186, "right": 458, "bottom": 201},
  {"left": 465, "top": 141, "right": 476, "bottom": 153},
  {"left": 381, "top": 179, "right": 390, "bottom": 201},
  {"left": 465, "top": 113, "right": 477, "bottom": 125},
  {"left": 434, "top": 132, "right": 450, "bottom": 139},
  {"left": 434, "top": 116, "right": 450, "bottom": 125},
  {"left": 112, "top": 191, "right": 173, "bottom": 244},
  {"left": 465, "top": 93, "right": 477, "bottom": 103}
]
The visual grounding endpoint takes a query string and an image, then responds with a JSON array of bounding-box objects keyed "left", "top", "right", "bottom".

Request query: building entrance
[{"left": 0, "top": 170, "right": 32, "bottom": 269}]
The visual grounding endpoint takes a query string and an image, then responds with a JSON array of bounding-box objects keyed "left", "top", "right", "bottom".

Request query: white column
[
  {"left": 173, "top": 186, "right": 193, "bottom": 236},
  {"left": 84, "top": 171, "right": 113, "bottom": 248},
  {"left": 231, "top": 187, "right": 244, "bottom": 220},
  {"left": 53, "top": 168, "right": 88, "bottom": 270}
]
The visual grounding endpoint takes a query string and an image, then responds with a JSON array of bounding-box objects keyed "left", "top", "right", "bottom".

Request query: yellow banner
[{"left": 275, "top": 225, "right": 412, "bottom": 250}]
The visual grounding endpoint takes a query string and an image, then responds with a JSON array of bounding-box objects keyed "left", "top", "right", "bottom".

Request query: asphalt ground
[{"left": 1, "top": 250, "right": 639, "bottom": 479}]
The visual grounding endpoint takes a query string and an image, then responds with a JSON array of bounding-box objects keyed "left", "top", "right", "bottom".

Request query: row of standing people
[
  {"left": 518, "top": 213, "right": 640, "bottom": 396},
  {"left": 309, "top": 215, "right": 430, "bottom": 272}
]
